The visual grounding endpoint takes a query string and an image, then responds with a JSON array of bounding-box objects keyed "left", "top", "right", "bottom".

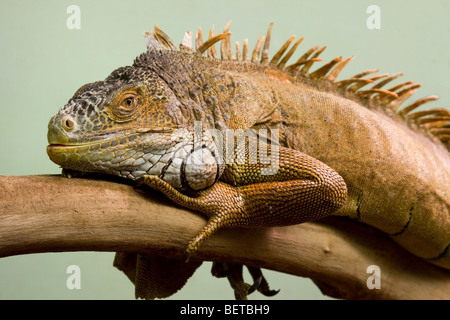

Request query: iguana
[{"left": 46, "top": 22, "right": 450, "bottom": 299}]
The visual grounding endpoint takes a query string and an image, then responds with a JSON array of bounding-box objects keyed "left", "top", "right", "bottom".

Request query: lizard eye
[
  {"left": 106, "top": 86, "right": 144, "bottom": 121},
  {"left": 111, "top": 93, "right": 140, "bottom": 119},
  {"left": 120, "top": 95, "right": 138, "bottom": 111}
]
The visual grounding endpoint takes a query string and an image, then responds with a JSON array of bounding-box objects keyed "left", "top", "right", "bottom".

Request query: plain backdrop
[{"left": 0, "top": 0, "right": 449, "bottom": 299}]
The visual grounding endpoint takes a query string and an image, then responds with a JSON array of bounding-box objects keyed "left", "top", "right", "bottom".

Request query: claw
[
  {"left": 211, "top": 263, "right": 251, "bottom": 299},
  {"left": 61, "top": 168, "right": 87, "bottom": 178},
  {"left": 182, "top": 251, "right": 190, "bottom": 263},
  {"left": 210, "top": 263, "right": 278, "bottom": 299},
  {"left": 247, "top": 266, "right": 280, "bottom": 297},
  {"left": 248, "top": 274, "right": 262, "bottom": 295}
]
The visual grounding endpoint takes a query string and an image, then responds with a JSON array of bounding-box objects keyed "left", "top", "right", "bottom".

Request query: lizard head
[{"left": 47, "top": 64, "right": 222, "bottom": 189}]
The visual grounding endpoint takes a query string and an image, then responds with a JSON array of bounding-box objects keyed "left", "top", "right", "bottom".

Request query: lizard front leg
[
  {"left": 138, "top": 143, "right": 346, "bottom": 299},
  {"left": 137, "top": 175, "right": 248, "bottom": 257},
  {"left": 138, "top": 144, "right": 347, "bottom": 257}
]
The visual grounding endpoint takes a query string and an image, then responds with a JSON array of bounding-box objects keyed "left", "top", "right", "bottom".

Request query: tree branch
[{"left": 0, "top": 175, "right": 448, "bottom": 299}]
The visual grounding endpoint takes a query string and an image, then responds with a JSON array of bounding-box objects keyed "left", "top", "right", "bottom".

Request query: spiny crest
[{"left": 144, "top": 22, "right": 450, "bottom": 149}]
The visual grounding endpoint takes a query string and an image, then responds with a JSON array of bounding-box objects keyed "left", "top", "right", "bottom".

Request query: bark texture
[{"left": 0, "top": 175, "right": 448, "bottom": 299}]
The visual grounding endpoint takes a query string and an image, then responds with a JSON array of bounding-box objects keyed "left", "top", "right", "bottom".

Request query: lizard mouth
[
  {"left": 46, "top": 134, "right": 140, "bottom": 170},
  {"left": 47, "top": 126, "right": 173, "bottom": 148},
  {"left": 46, "top": 138, "right": 117, "bottom": 165},
  {"left": 46, "top": 127, "right": 178, "bottom": 169}
]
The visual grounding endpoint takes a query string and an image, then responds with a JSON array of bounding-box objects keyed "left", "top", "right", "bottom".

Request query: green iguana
[{"left": 46, "top": 22, "right": 450, "bottom": 299}]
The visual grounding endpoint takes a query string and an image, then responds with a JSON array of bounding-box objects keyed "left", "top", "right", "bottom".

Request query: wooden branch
[{"left": 0, "top": 175, "right": 449, "bottom": 299}]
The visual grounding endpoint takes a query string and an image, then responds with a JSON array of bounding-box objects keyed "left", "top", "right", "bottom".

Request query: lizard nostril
[{"left": 62, "top": 116, "right": 75, "bottom": 132}]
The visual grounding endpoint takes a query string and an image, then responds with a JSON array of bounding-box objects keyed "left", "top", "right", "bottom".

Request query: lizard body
[{"left": 47, "top": 23, "right": 450, "bottom": 299}]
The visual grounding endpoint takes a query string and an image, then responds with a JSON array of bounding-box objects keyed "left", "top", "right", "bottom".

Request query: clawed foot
[
  {"left": 211, "top": 262, "right": 279, "bottom": 300},
  {"left": 137, "top": 176, "right": 279, "bottom": 299},
  {"left": 137, "top": 175, "right": 247, "bottom": 261}
]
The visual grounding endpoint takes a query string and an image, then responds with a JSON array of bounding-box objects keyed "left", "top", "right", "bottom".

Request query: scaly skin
[{"left": 47, "top": 24, "right": 450, "bottom": 299}]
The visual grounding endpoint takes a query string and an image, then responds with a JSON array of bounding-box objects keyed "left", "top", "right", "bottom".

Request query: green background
[{"left": 0, "top": 0, "right": 448, "bottom": 299}]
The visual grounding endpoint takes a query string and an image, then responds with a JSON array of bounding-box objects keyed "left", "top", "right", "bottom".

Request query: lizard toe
[{"left": 247, "top": 266, "right": 280, "bottom": 297}]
